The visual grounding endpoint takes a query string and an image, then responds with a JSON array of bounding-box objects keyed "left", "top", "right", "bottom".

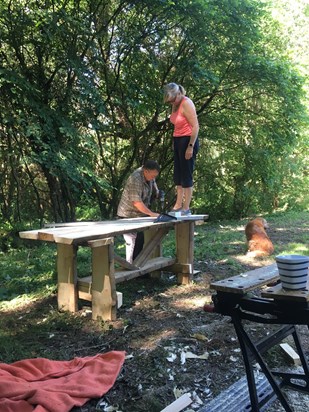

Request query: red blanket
[{"left": 0, "top": 351, "right": 125, "bottom": 412}]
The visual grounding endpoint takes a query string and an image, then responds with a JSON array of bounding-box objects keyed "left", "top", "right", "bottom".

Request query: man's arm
[{"left": 133, "top": 201, "right": 159, "bottom": 217}]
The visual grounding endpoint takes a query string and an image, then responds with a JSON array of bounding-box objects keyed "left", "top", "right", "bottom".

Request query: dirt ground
[
  {"left": 4, "top": 217, "right": 308, "bottom": 412},
  {"left": 68, "top": 254, "right": 309, "bottom": 412}
]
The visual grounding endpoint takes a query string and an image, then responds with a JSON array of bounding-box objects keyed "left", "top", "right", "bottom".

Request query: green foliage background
[{"left": 0, "top": 0, "right": 308, "bottom": 227}]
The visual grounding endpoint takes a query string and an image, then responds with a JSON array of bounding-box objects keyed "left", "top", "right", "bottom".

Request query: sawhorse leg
[
  {"left": 233, "top": 318, "right": 293, "bottom": 411},
  {"left": 272, "top": 325, "right": 309, "bottom": 392}
]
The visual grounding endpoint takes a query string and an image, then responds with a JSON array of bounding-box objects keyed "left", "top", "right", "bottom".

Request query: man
[{"left": 117, "top": 160, "right": 160, "bottom": 263}]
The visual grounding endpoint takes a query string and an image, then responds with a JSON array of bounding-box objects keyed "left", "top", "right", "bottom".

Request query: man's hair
[{"left": 143, "top": 160, "right": 160, "bottom": 172}]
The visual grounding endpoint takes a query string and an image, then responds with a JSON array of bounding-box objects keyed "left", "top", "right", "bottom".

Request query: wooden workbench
[{"left": 20, "top": 215, "right": 207, "bottom": 320}]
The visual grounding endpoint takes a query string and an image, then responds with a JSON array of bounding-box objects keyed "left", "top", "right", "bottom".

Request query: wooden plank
[
  {"left": 91, "top": 242, "right": 117, "bottom": 321},
  {"left": 43, "top": 215, "right": 207, "bottom": 227},
  {"left": 165, "top": 214, "right": 208, "bottom": 222},
  {"left": 262, "top": 278, "right": 309, "bottom": 302},
  {"left": 166, "top": 263, "right": 193, "bottom": 274},
  {"left": 21, "top": 225, "right": 94, "bottom": 242},
  {"left": 115, "top": 257, "right": 176, "bottom": 283},
  {"left": 52, "top": 221, "right": 167, "bottom": 244},
  {"left": 38, "top": 226, "right": 91, "bottom": 242},
  {"left": 19, "top": 230, "right": 40, "bottom": 240},
  {"left": 87, "top": 237, "right": 113, "bottom": 248},
  {"left": 77, "top": 275, "right": 92, "bottom": 290},
  {"left": 133, "top": 227, "right": 169, "bottom": 267},
  {"left": 210, "top": 264, "right": 279, "bottom": 294},
  {"left": 175, "top": 222, "right": 194, "bottom": 285},
  {"left": 78, "top": 290, "right": 92, "bottom": 301},
  {"left": 19, "top": 216, "right": 208, "bottom": 245},
  {"left": 143, "top": 227, "right": 163, "bottom": 278},
  {"left": 116, "top": 291, "right": 123, "bottom": 308},
  {"left": 21, "top": 221, "right": 155, "bottom": 244},
  {"left": 280, "top": 343, "right": 301, "bottom": 365},
  {"left": 160, "top": 393, "right": 192, "bottom": 412},
  {"left": 44, "top": 217, "right": 155, "bottom": 227},
  {"left": 78, "top": 257, "right": 176, "bottom": 289},
  {"left": 57, "top": 243, "right": 78, "bottom": 312},
  {"left": 114, "top": 254, "right": 140, "bottom": 270}
]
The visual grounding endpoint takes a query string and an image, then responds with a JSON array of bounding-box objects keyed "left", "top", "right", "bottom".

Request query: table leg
[
  {"left": 57, "top": 243, "right": 78, "bottom": 313},
  {"left": 91, "top": 239, "right": 117, "bottom": 321},
  {"left": 144, "top": 228, "right": 162, "bottom": 279},
  {"left": 175, "top": 221, "right": 194, "bottom": 285}
]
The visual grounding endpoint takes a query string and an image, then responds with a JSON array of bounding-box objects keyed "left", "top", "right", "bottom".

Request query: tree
[{"left": 0, "top": 0, "right": 307, "bottom": 223}]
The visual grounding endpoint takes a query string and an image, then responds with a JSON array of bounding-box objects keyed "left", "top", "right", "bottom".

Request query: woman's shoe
[
  {"left": 171, "top": 207, "right": 182, "bottom": 212},
  {"left": 181, "top": 209, "right": 191, "bottom": 216}
]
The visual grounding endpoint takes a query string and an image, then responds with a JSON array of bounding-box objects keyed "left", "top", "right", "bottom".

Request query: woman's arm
[{"left": 182, "top": 98, "right": 199, "bottom": 159}]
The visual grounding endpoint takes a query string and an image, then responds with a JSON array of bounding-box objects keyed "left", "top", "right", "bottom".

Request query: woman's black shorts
[{"left": 173, "top": 136, "right": 199, "bottom": 188}]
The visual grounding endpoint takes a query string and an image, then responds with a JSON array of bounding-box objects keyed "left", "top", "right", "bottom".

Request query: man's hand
[
  {"left": 150, "top": 212, "right": 160, "bottom": 218},
  {"left": 133, "top": 201, "right": 159, "bottom": 217}
]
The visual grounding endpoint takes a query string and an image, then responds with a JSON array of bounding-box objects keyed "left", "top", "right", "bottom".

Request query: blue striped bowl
[{"left": 276, "top": 255, "right": 309, "bottom": 290}]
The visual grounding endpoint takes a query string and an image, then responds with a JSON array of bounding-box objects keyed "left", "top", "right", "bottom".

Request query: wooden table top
[
  {"left": 19, "top": 215, "right": 208, "bottom": 245},
  {"left": 211, "top": 263, "right": 309, "bottom": 302},
  {"left": 210, "top": 264, "right": 279, "bottom": 294},
  {"left": 262, "top": 279, "right": 309, "bottom": 302}
]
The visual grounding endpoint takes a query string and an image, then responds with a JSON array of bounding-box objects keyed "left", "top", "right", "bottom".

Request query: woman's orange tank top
[{"left": 170, "top": 97, "right": 192, "bottom": 137}]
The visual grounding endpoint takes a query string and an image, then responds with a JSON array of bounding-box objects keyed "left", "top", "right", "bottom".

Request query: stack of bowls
[{"left": 276, "top": 255, "right": 309, "bottom": 291}]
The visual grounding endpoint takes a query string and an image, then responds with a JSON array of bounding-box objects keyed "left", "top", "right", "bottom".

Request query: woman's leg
[
  {"left": 173, "top": 137, "right": 198, "bottom": 211},
  {"left": 179, "top": 137, "right": 198, "bottom": 211},
  {"left": 173, "top": 185, "right": 184, "bottom": 210},
  {"left": 183, "top": 186, "right": 193, "bottom": 211},
  {"left": 173, "top": 139, "right": 183, "bottom": 210}
]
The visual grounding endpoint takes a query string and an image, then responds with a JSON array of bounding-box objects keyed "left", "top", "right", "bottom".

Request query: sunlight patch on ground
[
  {"left": 279, "top": 244, "right": 309, "bottom": 255},
  {"left": 235, "top": 254, "right": 274, "bottom": 266},
  {"left": 170, "top": 295, "right": 211, "bottom": 310},
  {"left": 0, "top": 295, "right": 37, "bottom": 312},
  {"left": 133, "top": 329, "right": 178, "bottom": 350}
]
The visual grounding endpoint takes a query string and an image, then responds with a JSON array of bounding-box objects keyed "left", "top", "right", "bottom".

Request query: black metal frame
[{"left": 212, "top": 292, "right": 309, "bottom": 412}]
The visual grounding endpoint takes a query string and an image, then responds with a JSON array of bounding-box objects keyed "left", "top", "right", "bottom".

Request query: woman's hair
[{"left": 163, "top": 83, "right": 186, "bottom": 103}]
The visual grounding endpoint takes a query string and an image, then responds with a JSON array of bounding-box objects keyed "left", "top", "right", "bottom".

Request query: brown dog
[{"left": 245, "top": 217, "right": 274, "bottom": 257}]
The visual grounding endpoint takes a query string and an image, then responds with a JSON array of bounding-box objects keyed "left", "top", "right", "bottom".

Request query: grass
[{"left": 0, "top": 209, "right": 308, "bottom": 363}]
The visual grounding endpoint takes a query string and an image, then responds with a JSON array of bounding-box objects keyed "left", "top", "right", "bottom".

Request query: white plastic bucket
[{"left": 276, "top": 255, "right": 309, "bottom": 291}]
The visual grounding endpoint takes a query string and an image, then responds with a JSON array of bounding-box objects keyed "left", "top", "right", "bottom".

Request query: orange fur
[{"left": 245, "top": 217, "right": 274, "bottom": 257}]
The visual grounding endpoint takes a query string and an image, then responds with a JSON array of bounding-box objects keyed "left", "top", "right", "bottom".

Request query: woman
[{"left": 164, "top": 82, "right": 199, "bottom": 215}]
